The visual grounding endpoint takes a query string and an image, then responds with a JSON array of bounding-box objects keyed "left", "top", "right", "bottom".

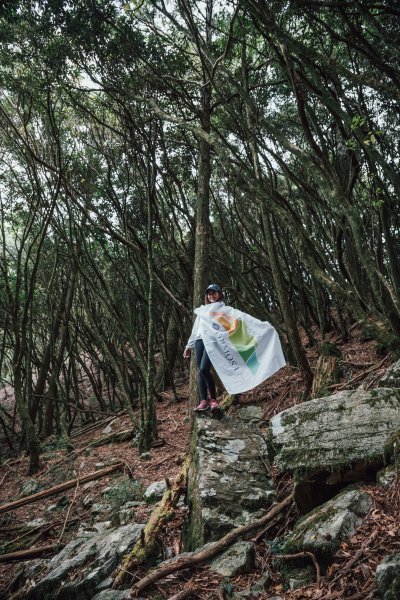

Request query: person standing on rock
[
  {"left": 183, "top": 283, "right": 286, "bottom": 413},
  {"left": 183, "top": 284, "right": 223, "bottom": 413}
]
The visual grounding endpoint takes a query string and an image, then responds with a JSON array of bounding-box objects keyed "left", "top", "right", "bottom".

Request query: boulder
[
  {"left": 376, "top": 554, "right": 400, "bottom": 600},
  {"left": 270, "top": 388, "right": 400, "bottom": 511},
  {"left": 281, "top": 489, "right": 372, "bottom": 568},
  {"left": 24, "top": 522, "right": 144, "bottom": 599},
  {"left": 209, "top": 541, "right": 255, "bottom": 576},
  {"left": 184, "top": 417, "right": 275, "bottom": 550}
]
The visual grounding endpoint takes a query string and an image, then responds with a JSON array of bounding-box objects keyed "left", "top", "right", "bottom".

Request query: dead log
[
  {"left": 113, "top": 456, "right": 190, "bottom": 589},
  {"left": 0, "top": 463, "right": 122, "bottom": 515},
  {"left": 0, "top": 544, "right": 61, "bottom": 562},
  {"left": 131, "top": 492, "right": 294, "bottom": 597},
  {"left": 89, "top": 427, "right": 136, "bottom": 448}
]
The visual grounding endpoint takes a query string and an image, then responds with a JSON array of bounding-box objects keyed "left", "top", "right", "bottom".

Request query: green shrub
[{"left": 103, "top": 477, "right": 144, "bottom": 508}]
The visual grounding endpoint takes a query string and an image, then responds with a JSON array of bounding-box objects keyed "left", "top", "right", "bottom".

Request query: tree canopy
[{"left": 0, "top": 0, "right": 399, "bottom": 471}]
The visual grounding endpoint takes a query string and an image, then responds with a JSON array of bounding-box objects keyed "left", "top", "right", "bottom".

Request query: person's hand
[{"left": 183, "top": 348, "right": 191, "bottom": 359}]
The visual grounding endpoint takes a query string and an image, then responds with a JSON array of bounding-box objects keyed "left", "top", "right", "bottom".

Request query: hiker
[
  {"left": 183, "top": 283, "right": 286, "bottom": 412},
  {"left": 183, "top": 284, "right": 223, "bottom": 413}
]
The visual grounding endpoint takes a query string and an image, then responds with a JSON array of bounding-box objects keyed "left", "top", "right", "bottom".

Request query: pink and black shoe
[
  {"left": 210, "top": 399, "right": 221, "bottom": 412},
  {"left": 194, "top": 400, "right": 210, "bottom": 412}
]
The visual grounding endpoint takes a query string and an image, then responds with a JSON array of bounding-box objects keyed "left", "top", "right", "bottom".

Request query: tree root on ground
[{"left": 131, "top": 492, "right": 294, "bottom": 597}]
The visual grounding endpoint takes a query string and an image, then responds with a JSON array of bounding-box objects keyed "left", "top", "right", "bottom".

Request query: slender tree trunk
[
  {"left": 140, "top": 122, "right": 158, "bottom": 451},
  {"left": 189, "top": 0, "right": 213, "bottom": 413},
  {"left": 42, "top": 267, "right": 76, "bottom": 438},
  {"left": 241, "top": 41, "right": 313, "bottom": 393}
]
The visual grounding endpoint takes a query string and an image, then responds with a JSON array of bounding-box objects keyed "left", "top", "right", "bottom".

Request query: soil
[{"left": 0, "top": 327, "right": 399, "bottom": 599}]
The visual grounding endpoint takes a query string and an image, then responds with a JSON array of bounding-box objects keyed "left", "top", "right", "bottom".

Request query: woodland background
[{"left": 0, "top": 0, "right": 399, "bottom": 473}]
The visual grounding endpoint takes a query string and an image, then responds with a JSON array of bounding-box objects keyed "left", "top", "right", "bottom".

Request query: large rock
[
  {"left": 281, "top": 489, "right": 372, "bottom": 568},
  {"left": 184, "top": 417, "right": 275, "bottom": 550},
  {"left": 24, "top": 522, "right": 144, "bottom": 599},
  {"left": 270, "top": 388, "right": 400, "bottom": 511},
  {"left": 376, "top": 554, "right": 400, "bottom": 599},
  {"left": 209, "top": 541, "right": 255, "bottom": 576}
]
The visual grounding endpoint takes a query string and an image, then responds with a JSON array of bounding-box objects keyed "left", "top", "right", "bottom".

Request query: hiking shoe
[
  {"left": 194, "top": 400, "right": 210, "bottom": 412},
  {"left": 210, "top": 399, "right": 221, "bottom": 411}
]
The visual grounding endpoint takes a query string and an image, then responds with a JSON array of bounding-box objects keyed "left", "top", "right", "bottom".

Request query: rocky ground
[{"left": 0, "top": 327, "right": 399, "bottom": 599}]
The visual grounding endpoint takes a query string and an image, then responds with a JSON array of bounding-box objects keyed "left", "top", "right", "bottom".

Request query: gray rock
[
  {"left": 140, "top": 452, "right": 151, "bottom": 461},
  {"left": 283, "top": 566, "right": 315, "bottom": 591},
  {"left": 143, "top": 480, "right": 168, "bottom": 503},
  {"left": 83, "top": 494, "right": 94, "bottom": 508},
  {"left": 251, "top": 570, "right": 272, "bottom": 591},
  {"left": 271, "top": 388, "right": 400, "bottom": 511},
  {"left": 20, "top": 479, "right": 42, "bottom": 497},
  {"left": 92, "top": 591, "right": 133, "bottom": 600},
  {"left": 184, "top": 417, "right": 276, "bottom": 550},
  {"left": 239, "top": 405, "right": 263, "bottom": 422},
  {"left": 281, "top": 489, "right": 372, "bottom": 565},
  {"left": 26, "top": 518, "right": 48, "bottom": 528},
  {"left": 118, "top": 506, "right": 135, "bottom": 525},
  {"left": 271, "top": 388, "right": 400, "bottom": 473},
  {"left": 46, "top": 496, "right": 69, "bottom": 513},
  {"left": 82, "top": 481, "right": 97, "bottom": 491},
  {"left": 377, "top": 465, "right": 398, "bottom": 487},
  {"left": 24, "top": 522, "right": 144, "bottom": 600},
  {"left": 376, "top": 553, "right": 400, "bottom": 600},
  {"left": 380, "top": 359, "right": 400, "bottom": 388},
  {"left": 209, "top": 541, "right": 255, "bottom": 576},
  {"left": 94, "top": 575, "right": 113, "bottom": 591},
  {"left": 91, "top": 503, "right": 112, "bottom": 516}
]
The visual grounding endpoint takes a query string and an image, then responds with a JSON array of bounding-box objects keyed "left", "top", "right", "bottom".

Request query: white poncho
[{"left": 194, "top": 302, "right": 286, "bottom": 394}]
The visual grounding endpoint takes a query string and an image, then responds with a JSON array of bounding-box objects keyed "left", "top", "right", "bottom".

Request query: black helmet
[{"left": 205, "top": 283, "right": 223, "bottom": 294}]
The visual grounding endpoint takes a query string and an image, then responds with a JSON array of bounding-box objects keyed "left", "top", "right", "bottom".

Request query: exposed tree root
[
  {"left": 131, "top": 492, "right": 294, "bottom": 597},
  {"left": 276, "top": 550, "right": 321, "bottom": 587}
]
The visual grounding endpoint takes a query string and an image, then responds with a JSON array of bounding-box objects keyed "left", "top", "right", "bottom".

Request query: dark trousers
[{"left": 194, "top": 339, "right": 216, "bottom": 401}]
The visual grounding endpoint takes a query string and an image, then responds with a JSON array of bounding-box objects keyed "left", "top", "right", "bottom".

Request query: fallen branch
[
  {"left": 70, "top": 410, "right": 126, "bottom": 438},
  {"left": 113, "top": 456, "right": 190, "bottom": 589},
  {"left": 0, "top": 544, "right": 61, "bottom": 562},
  {"left": 252, "top": 513, "right": 283, "bottom": 542},
  {"left": 0, "top": 463, "right": 122, "bottom": 514},
  {"left": 331, "top": 528, "right": 379, "bottom": 582},
  {"left": 89, "top": 427, "right": 136, "bottom": 448},
  {"left": 131, "top": 492, "right": 294, "bottom": 597},
  {"left": 275, "top": 550, "right": 320, "bottom": 587},
  {"left": 328, "top": 356, "right": 389, "bottom": 391}
]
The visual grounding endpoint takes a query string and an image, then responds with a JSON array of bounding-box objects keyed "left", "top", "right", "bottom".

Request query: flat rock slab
[
  {"left": 271, "top": 388, "right": 400, "bottom": 473},
  {"left": 184, "top": 417, "right": 275, "bottom": 549}
]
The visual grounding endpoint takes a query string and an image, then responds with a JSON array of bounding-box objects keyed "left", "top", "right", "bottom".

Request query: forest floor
[{"left": 0, "top": 328, "right": 399, "bottom": 599}]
